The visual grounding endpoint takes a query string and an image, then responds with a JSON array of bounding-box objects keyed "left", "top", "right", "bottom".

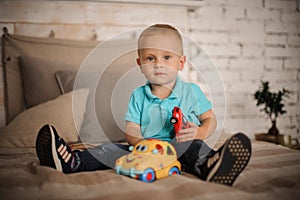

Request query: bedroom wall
[{"left": 0, "top": 0, "right": 299, "bottom": 139}]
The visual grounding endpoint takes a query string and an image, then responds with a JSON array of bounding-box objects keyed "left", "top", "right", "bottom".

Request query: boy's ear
[
  {"left": 136, "top": 57, "right": 141, "bottom": 66},
  {"left": 136, "top": 58, "right": 144, "bottom": 73},
  {"left": 179, "top": 55, "right": 186, "bottom": 70}
]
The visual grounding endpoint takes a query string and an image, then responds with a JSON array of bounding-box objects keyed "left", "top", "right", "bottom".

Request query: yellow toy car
[{"left": 115, "top": 139, "right": 181, "bottom": 182}]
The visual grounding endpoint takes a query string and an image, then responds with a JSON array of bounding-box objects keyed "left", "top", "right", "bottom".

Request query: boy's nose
[{"left": 154, "top": 60, "right": 163, "bottom": 68}]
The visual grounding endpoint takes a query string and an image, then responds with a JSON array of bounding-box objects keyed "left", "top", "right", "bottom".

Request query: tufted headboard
[
  {"left": 1, "top": 27, "right": 98, "bottom": 123},
  {"left": 1, "top": 27, "right": 145, "bottom": 143}
]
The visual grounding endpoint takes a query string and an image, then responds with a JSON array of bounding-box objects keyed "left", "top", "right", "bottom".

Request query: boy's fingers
[
  {"left": 177, "top": 133, "right": 194, "bottom": 142},
  {"left": 178, "top": 125, "right": 196, "bottom": 134},
  {"left": 178, "top": 128, "right": 191, "bottom": 134},
  {"left": 186, "top": 122, "right": 191, "bottom": 127}
]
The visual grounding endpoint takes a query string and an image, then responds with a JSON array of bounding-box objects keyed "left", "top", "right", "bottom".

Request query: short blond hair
[{"left": 138, "top": 24, "right": 183, "bottom": 55}]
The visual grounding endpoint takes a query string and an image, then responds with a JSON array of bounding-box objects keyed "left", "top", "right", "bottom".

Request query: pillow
[
  {"left": 55, "top": 70, "right": 77, "bottom": 94},
  {"left": 20, "top": 56, "right": 75, "bottom": 108},
  {"left": 55, "top": 50, "right": 140, "bottom": 144},
  {"left": 0, "top": 89, "right": 89, "bottom": 148},
  {"left": 55, "top": 69, "right": 128, "bottom": 143}
]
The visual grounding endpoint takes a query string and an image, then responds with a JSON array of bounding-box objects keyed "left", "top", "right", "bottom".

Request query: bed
[{"left": 1, "top": 28, "right": 300, "bottom": 200}]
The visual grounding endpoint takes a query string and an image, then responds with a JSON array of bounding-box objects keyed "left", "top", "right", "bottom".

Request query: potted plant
[{"left": 254, "top": 81, "right": 289, "bottom": 136}]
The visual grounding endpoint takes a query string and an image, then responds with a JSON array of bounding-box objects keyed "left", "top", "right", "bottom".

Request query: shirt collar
[
  {"left": 144, "top": 77, "right": 182, "bottom": 101},
  {"left": 144, "top": 81, "right": 157, "bottom": 101},
  {"left": 169, "top": 77, "right": 183, "bottom": 99}
]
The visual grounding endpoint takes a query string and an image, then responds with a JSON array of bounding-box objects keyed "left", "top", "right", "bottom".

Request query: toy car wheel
[
  {"left": 168, "top": 166, "right": 180, "bottom": 175},
  {"left": 140, "top": 168, "right": 156, "bottom": 183},
  {"left": 170, "top": 118, "right": 178, "bottom": 124}
]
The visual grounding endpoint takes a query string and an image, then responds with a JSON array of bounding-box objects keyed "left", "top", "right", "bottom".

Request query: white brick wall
[
  {"left": 0, "top": 0, "right": 299, "bottom": 140},
  {"left": 190, "top": 0, "right": 300, "bottom": 139},
  {"left": 265, "top": 0, "right": 297, "bottom": 9}
]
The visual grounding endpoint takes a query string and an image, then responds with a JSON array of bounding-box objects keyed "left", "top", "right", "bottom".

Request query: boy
[{"left": 36, "top": 24, "right": 251, "bottom": 186}]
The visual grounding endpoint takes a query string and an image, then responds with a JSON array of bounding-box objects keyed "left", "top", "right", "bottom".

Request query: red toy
[{"left": 170, "top": 106, "right": 190, "bottom": 137}]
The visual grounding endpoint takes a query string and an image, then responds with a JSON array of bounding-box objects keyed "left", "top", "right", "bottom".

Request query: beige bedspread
[{"left": 0, "top": 141, "right": 300, "bottom": 200}]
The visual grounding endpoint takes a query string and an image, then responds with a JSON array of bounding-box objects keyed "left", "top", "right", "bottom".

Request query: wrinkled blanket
[{"left": 0, "top": 141, "right": 300, "bottom": 200}]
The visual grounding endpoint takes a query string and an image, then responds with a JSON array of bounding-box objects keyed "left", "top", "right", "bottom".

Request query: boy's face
[{"left": 137, "top": 34, "right": 186, "bottom": 86}]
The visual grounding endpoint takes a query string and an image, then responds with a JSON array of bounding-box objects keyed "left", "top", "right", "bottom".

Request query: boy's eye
[
  {"left": 164, "top": 55, "right": 171, "bottom": 60},
  {"left": 146, "top": 57, "right": 154, "bottom": 61}
]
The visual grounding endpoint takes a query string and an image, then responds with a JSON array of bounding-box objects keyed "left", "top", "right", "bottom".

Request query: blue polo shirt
[{"left": 124, "top": 77, "right": 212, "bottom": 142}]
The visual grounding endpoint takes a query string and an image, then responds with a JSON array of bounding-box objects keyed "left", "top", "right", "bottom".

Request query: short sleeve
[
  {"left": 124, "top": 88, "right": 143, "bottom": 125},
  {"left": 191, "top": 84, "right": 212, "bottom": 115}
]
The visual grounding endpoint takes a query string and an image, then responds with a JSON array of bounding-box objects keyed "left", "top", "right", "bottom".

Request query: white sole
[{"left": 49, "top": 125, "right": 63, "bottom": 172}]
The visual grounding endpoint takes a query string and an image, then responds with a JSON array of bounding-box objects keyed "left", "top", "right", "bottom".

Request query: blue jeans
[{"left": 74, "top": 140, "right": 214, "bottom": 177}]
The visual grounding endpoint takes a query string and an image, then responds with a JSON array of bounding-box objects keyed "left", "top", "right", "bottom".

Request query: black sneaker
[
  {"left": 201, "top": 133, "right": 251, "bottom": 186},
  {"left": 36, "top": 124, "right": 74, "bottom": 173}
]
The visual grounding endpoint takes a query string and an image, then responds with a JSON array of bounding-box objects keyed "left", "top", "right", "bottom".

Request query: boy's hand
[{"left": 176, "top": 122, "right": 198, "bottom": 142}]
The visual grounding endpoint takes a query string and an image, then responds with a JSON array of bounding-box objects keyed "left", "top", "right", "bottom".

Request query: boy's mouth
[{"left": 154, "top": 72, "right": 166, "bottom": 76}]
